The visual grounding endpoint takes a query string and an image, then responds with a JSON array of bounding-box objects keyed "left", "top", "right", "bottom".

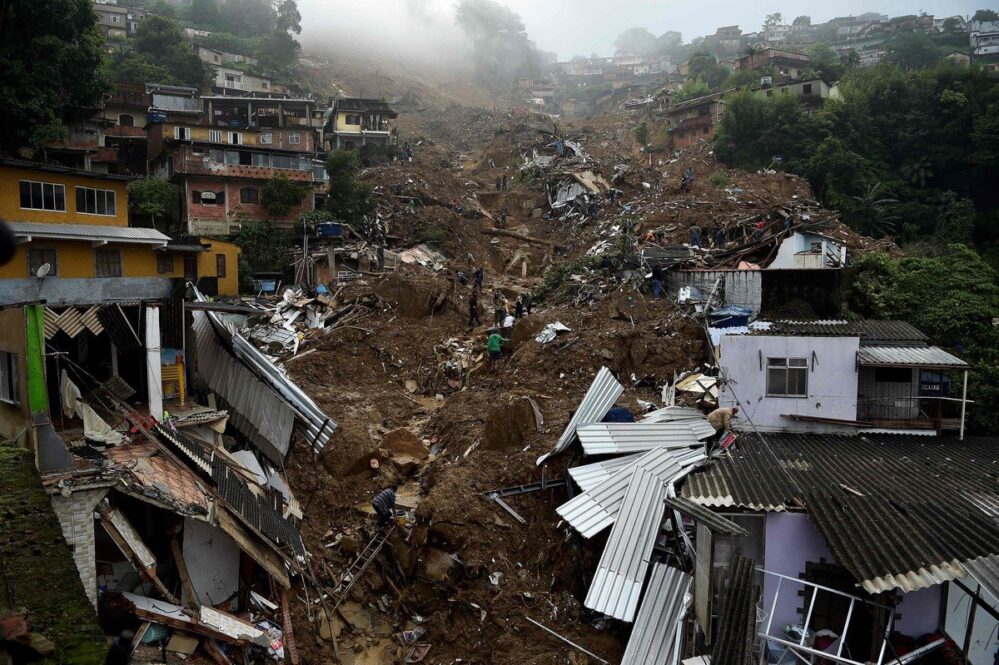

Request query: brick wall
[
  {"left": 183, "top": 176, "right": 314, "bottom": 233},
  {"left": 51, "top": 489, "right": 108, "bottom": 607}
]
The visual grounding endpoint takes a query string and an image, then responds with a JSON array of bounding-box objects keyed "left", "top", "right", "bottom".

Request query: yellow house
[
  {"left": 325, "top": 98, "right": 398, "bottom": 150},
  {"left": 156, "top": 235, "right": 242, "bottom": 296},
  {"left": 0, "top": 158, "right": 173, "bottom": 306}
]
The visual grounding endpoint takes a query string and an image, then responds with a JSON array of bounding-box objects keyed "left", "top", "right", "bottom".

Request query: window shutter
[{"left": 192, "top": 190, "right": 201, "bottom": 203}]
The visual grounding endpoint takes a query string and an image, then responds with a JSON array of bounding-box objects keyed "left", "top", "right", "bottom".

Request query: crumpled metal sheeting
[
  {"left": 621, "top": 564, "right": 692, "bottom": 665},
  {"left": 537, "top": 366, "right": 623, "bottom": 465},
  {"left": 558, "top": 447, "right": 705, "bottom": 538},
  {"left": 576, "top": 421, "right": 714, "bottom": 456},
  {"left": 568, "top": 454, "right": 642, "bottom": 492},
  {"left": 191, "top": 310, "right": 294, "bottom": 465},
  {"left": 584, "top": 465, "right": 668, "bottom": 622}
]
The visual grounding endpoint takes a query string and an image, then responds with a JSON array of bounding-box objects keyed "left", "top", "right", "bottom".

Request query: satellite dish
[{"left": 36, "top": 262, "right": 50, "bottom": 278}]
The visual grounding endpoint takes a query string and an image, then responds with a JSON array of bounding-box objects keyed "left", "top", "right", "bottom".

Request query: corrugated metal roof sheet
[
  {"left": 682, "top": 432, "right": 999, "bottom": 594},
  {"left": 537, "top": 366, "right": 623, "bottom": 465},
  {"left": 752, "top": 320, "right": 928, "bottom": 345},
  {"left": 9, "top": 222, "right": 170, "bottom": 244},
  {"left": 640, "top": 406, "right": 708, "bottom": 423},
  {"left": 857, "top": 345, "right": 967, "bottom": 369},
  {"left": 621, "top": 564, "right": 691, "bottom": 665},
  {"left": 568, "top": 454, "right": 642, "bottom": 492},
  {"left": 584, "top": 465, "right": 667, "bottom": 622},
  {"left": 577, "top": 421, "right": 714, "bottom": 455},
  {"left": 962, "top": 555, "right": 999, "bottom": 601},
  {"left": 665, "top": 496, "right": 748, "bottom": 536},
  {"left": 711, "top": 555, "right": 757, "bottom": 665},
  {"left": 191, "top": 310, "right": 294, "bottom": 464},
  {"left": 558, "top": 447, "right": 705, "bottom": 538}
]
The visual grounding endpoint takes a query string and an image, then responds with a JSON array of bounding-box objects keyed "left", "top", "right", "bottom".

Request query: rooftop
[
  {"left": 333, "top": 97, "right": 398, "bottom": 116},
  {"left": 749, "top": 319, "right": 929, "bottom": 345},
  {"left": 9, "top": 222, "right": 170, "bottom": 246},
  {"left": 0, "top": 157, "right": 135, "bottom": 181},
  {"left": 682, "top": 432, "right": 999, "bottom": 594}
]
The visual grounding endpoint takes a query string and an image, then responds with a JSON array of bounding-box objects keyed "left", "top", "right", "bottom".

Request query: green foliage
[
  {"left": 614, "top": 27, "right": 659, "bottom": 56},
  {"left": 792, "top": 15, "right": 811, "bottom": 26},
  {"left": 709, "top": 171, "right": 729, "bottom": 188},
  {"left": 672, "top": 78, "right": 711, "bottom": 103},
  {"left": 764, "top": 12, "right": 783, "bottom": 28},
  {"left": 805, "top": 42, "right": 847, "bottom": 80},
  {"left": 111, "top": 15, "right": 209, "bottom": 86},
  {"left": 973, "top": 9, "right": 998, "bottom": 22},
  {"left": 219, "top": 0, "right": 276, "bottom": 36},
  {"left": 186, "top": 0, "right": 220, "bottom": 27},
  {"left": 230, "top": 216, "right": 293, "bottom": 286},
  {"left": 260, "top": 175, "right": 306, "bottom": 218},
  {"left": 885, "top": 31, "right": 942, "bottom": 70},
  {"left": 199, "top": 32, "right": 260, "bottom": 57},
  {"left": 848, "top": 246, "right": 999, "bottom": 432},
  {"left": 128, "top": 178, "right": 178, "bottom": 227},
  {"left": 686, "top": 52, "right": 730, "bottom": 88},
  {"left": 414, "top": 219, "right": 451, "bottom": 247},
  {"left": 323, "top": 150, "right": 375, "bottom": 227},
  {"left": 633, "top": 122, "right": 650, "bottom": 146},
  {"left": 0, "top": 0, "right": 111, "bottom": 151},
  {"left": 455, "top": 0, "right": 540, "bottom": 85},
  {"left": 534, "top": 255, "right": 601, "bottom": 303}
]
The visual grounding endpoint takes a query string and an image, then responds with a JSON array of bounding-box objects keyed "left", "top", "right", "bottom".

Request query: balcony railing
[{"left": 857, "top": 396, "right": 966, "bottom": 430}]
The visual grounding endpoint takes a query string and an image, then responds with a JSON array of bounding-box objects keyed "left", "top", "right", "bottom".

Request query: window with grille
[
  {"left": 19, "top": 181, "right": 66, "bottom": 211},
  {"left": 95, "top": 249, "right": 122, "bottom": 277},
  {"left": 0, "top": 351, "right": 19, "bottom": 405},
  {"left": 209, "top": 129, "right": 222, "bottom": 142},
  {"left": 240, "top": 188, "right": 258, "bottom": 204},
  {"left": 157, "top": 253, "right": 174, "bottom": 274},
  {"left": 28, "top": 248, "right": 57, "bottom": 277},
  {"left": 75, "top": 187, "right": 117, "bottom": 216},
  {"left": 767, "top": 357, "right": 808, "bottom": 397},
  {"left": 216, "top": 254, "right": 226, "bottom": 277},
  {"left": 289, "top": 132, "right": 301, "bottom": 144}
]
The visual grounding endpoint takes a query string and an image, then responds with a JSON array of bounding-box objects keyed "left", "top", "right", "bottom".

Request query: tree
[
  {"left": 275, "top": 0, "right": 302, "bottom": 35},
  {"left": 323, "top": 150, "right": 375, "bottom": 229},
  {"left": 972, "top": 9, "right": 999, "bottom": 22},
  {"left": 0, "top": 0, "right": 109, "bottom": 152},
  {"left": 130, "top": 16, "right": 210, "bottom": 86},
  {"left": 219, "top": 0, "right": 275, "bottom": 36},
  {"left": 941, "top": 17, "right": 962, "bottom": 32},
  {"left": 614, "top": 27, "right": 658, "bottom": 56},
  {"left": 256, "top": 29, "right": 300, "bottom": 74},
  {"left": 806, "top": 42, "right": 846, "bottom": 80},
  {"left": 128, "top": 178, "right": 178, "bottom": 229},
  {"left": 848, "top": 183, "right": 899, "bottom": 237},
  {"left": 455, "top": 0, "right": 539, "bottom": 83},
  {"left": 686, "top": 51, "right": 730, "bottom": 88},
  {"left": 792, "top": 15, "right": 811, "bottom": 26},
  {"left": 260, "top": 175, "right": 306, "bottom": 219},
  {"left": 230, "top": 217, "right": 293, "bottom": 290},
  {"left": 186, "top": 0, "right": 220, "bottom": 27},
  {"left": 764, "top": 12, "right": 783, "bottom": 28},
  {"left": 633, "top": 122, "right": 650, "bottom": 146},
  {"left": 885, "top": 31, "right": 942, "bottom": 70},
  {"left": 656, "top": 31, "right": 683, "bottom": 55}
]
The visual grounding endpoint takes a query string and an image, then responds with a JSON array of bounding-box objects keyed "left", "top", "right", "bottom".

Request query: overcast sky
[{"left": 299, "top": 0, "right": 982, "bottom": 62}]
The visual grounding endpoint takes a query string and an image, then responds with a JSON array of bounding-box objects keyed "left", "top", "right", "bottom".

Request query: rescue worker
[
  {"left": 707, "top": 406, "right": 739, "bottom": 431},
  {"left": 371, "top": 485, "right": 397, "bottom": 529}
]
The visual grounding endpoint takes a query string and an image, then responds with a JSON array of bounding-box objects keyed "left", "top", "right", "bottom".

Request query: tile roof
[
  {"left": 106, "top": 443, "right": 210, "bottom": 516},
  {"left": 857, "top": 345, "right": 967, "bottom": 369},
  {"left": 682, "top": 432, "right": 999, "bottom": 593},
  {"left": 8, "top": 222, "right": 170, "bottom": 245}
]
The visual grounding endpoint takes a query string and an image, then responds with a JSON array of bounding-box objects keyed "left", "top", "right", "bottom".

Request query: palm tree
[
  {"left": 850, "top": 183, "right": 899, "bottom": 237},
  {"left": 901, "top": 155, "right": 934, "bottom": 187}
]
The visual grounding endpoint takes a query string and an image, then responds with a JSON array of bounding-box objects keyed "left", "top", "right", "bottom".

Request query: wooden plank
[
  {"left": 170, "top": 535, "right": 200, "bottom": 610},
  {"left": 98, "top": 505, "right": 179, "bottom": 604}
]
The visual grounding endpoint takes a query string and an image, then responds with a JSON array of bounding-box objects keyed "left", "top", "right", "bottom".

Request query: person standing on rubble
[
  {"left": 495, "top": 176, "right": 502, "bottom": 191},
  {"left": 690, "top": 224, "right": 702, "bottom": 249},
  {"left": 474, "top": 267, "right": 484, "bottom": 289},
  {"left": 681, "top": 167, "right": 694, "bottom": 192},
  {"left": 752, "top": 218, "right": 766, "bottom": 242},
  {"left": 522, "top": 292, "right": 533, "bottom": 315},
  {"left": 372, "top": 485, "right": 398, "bottom": 529},
  {"left": 493, "top": 289, "right": 505, "bottom": 325},
  {"left": 715, "top": 226, "right": 727, "bottom": 248},
  {"left": 650, "top": 263, "right": 665, "bottom": 299},
  {"left": 502, "top": 174, "right": 508, "bottom": 191},
  {"left": 469, "top": 290, "right": 481, "bottom": 329},
  {"left": 502, "top": 311, "right": 515, "bottom": 337},
  {"left": 487, "top": 328, "right": 509, "bottom": 373},
  {"left": 514, "top": 296, "right": 525, "bottom": 319}
]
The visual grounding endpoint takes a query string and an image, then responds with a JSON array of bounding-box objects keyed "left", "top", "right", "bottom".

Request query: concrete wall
[
  {"left": 0, "top": 165, "right": 129, "bottom": 227},
  {"left": 0, "top": 277, "right": 174, "bottom": 307},
  {"left": 762, "top": 512, "right": 835, "bottom": 630},
  {"left": 0, "top": 308, "right": 29, "bottom": 443},
  {"left": 183, "top": 518, "right": 241, "bottom": 606},
  {"left": 197, "top": 239, "right": 241, "bottom": 295},
  {"left": 895, "top": 585, "right": 942, "bottom": 637},
  {"left": 718, "top": 334, "right": 860, "bottom": 432},
  {"left": 51, "top": 489, "right": 109, "bottom": 607},
  {"left": 769, "top": 232, "right": 845, "bottom": 270},
  {"left": 945, "top": 581, "right": 999, "bottom": 665},
  {"left": 669, "top": 269, "right": 762, "bottom": 313}
]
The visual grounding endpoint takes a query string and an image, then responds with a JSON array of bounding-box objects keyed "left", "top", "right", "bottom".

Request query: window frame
[
  {"left": 239, "top": 187, "right": 259, "bottom": 204},
  {"left": 0, "top": 351, "right": 20, "bottom": 405},
  {"left": 174, "top": 126, "right": 191, "bottom": 140},
  {"left": 75, "top": 186, "right": 117, "bottom": 216},
  {"left": 289, "top": 132, "right": 301, "bottom": 145},
  {"left": 209, "top": 129, "right": 222, "bottom": 143},
  {"left": 156, "top": 252, "right": 174, "bottom": 275},
  {"left": 19, "top": 180, "right": 66, "bottom": 212},
  {"left": 766, "top": 356, "right": 809, "bottom": 398},
  {"left": 199, "top": 191, "right": 217, "bottom": 206},
  {"left": 94, "top": 248, "right": 123, "bottom": 278},
  {"left": 228, "top": 131, "right": 243, "bottom": 145},
  {"left": 216, "top": 253, "right": 227, "bottom": 278},
  {"left": 27, "top": 247, "right": 58, "bottom": 277}
]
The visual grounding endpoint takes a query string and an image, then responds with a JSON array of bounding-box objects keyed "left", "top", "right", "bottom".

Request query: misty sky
[{"left": 299, "top": 0, "right": 982, "bottom": 61}]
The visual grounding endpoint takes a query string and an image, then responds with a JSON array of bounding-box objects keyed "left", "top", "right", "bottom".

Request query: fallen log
[{"left": 481, "top": 228, "right": 565, "bottom": 250}]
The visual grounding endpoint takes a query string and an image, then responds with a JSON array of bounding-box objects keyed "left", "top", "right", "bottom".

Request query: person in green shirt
[{"left": 486, "top": 328, "right": 509, "bottom": 373}]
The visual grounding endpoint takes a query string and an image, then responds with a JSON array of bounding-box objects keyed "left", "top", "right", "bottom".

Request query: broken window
[
  {"left": 0, "top": 351, "right": 19, "bottom": 405},
  {"left": 767, "top": 357, "right": 808, "bottom": 397}
]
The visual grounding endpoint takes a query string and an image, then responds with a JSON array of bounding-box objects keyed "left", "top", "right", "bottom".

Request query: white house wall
[
  {"left": 183, "top": 517, "right": 241, "bottom": 607},
  {"left": 944, "top": 581, "right": 999, "bottom": 665},
  {"left": 769, "top": 232, "right": 845, "bottom": 270},
  {"left": 718, "top": 334, "right": 860, "bottom": 431}
]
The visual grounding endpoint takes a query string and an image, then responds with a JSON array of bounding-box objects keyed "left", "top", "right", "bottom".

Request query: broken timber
[
  {"left": 480, "top": 228, "right": 565, "bottom": 249},
  {"left": 317, "top": 525, "right": 396, "bottom": 612}
]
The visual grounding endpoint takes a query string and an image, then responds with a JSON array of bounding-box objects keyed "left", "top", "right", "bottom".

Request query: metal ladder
[{"left": 324, "top": 525, "right": 395, "bottom": 611}]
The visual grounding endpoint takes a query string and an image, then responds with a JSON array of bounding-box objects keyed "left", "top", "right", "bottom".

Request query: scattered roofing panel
[
  {"left": 640, "top": 406, "right": 707, "bottom": 423},
  {"left": 682, "top": 433, "right": 999, "bottom": 594},
  {"left": 537, "top": 366, "right": 623, "bottom": 465},
  {"left": 97, "top": 305, "right": 142, "bottom": 352},
  {"left": 8, "top": 222, "right": 170, "bottom": 245},
  {"left": 559, "top": 447, "right": 704, "bottom": 538},
  {"left": 857, "top": 345, "right": 967, "bottom": 369},
  {"left": 568, "top": 454, "right": 642, "bottom": 492},
  {"left": 584, "top": 465, "right": 668, "bottom": 622},
  {"left": 711, "top": 555, "right": 758, "bottom": 665},
  {"left": 577, "top": 421, "right": 713, "bottom": 456},
  {"left": 621, "top": 564, "right": 692, "bottom": 665},
  {"left": 665, "top": 496, "right": 748, "bottom": 536}
]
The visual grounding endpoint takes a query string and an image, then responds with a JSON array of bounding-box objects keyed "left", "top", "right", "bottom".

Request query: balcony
[{"left": 857, "top": 396, "right": 966, "bottom": 431}]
